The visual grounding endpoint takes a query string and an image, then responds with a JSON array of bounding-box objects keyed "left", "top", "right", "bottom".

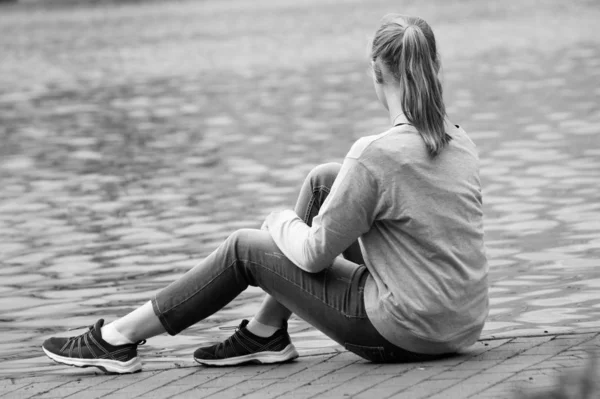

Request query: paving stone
[
  {"left": 195, "top": 379, "right": 275, "bottom": 399},
  {"left": 450, "top": 359, "right": 504, "bottom": 371},
  {"left": 250, "top": 361, "right": 314, "bottom": 380},
  {"left": 469, "top": 350, "right": 520, "bottom": 361},
  {"left": 82, "top": 372, "right": 160, "bottom": 391},
  {"left": 476, "top": 383, "right": 520, "bottom": 399},
  {"left": 308, "top": 370, "right": 371, "bottom": 385},
  {"left": 166, "top": 386, "right": 222, "bottom": 399},
  {"left": 324, "top": 373, "right": 391, "bottom": 396},
  {"left": 284, "top": 383, "right": 339, "bottom": 398},
  {"left": 363, "top": 363, "right": 421, "bottom": 375},
  {"left": 548, "top": 334, "right": 598, "bottom": 347},
  {"left": 0, "top": 384, "right": 33, "bottom": 399},
  {"left": 376, "top": 367, "right": 444, "bottom": 389},
  {"left": 274, "top": 362, "right": 355, "bottom": 384},
  {"left": 195, "top": 375, "right": 255, "bottom": 389},
  {"left": 392, "top": 379, "right": 458, "bottom": 399},
  {"left": 488, "top": 354, "right": 556, "bottom": 373},
  {"left": 235, "top": 379, "right": 308, "bottom": 399},
  {"left": 164, "top": 370, "right": 231, "bottom": 387},
  {"left": 28, "top": 377, "right": 118, "bottom": 399},
  {"left": 526, "top": 360, "right": 581, "bottom": 370},
  {"left": 32, "top": 387, "right": 91, "bottom": 398},
  {"left": 0, "top": 380, "right": 31, "bottom": 395},
  {"left": 506, "top": 368, "right": 558, "bottom": 382},
  {"left": 509, "top": 336, "right": 554, "bottom": 345},
  {"left": 93, "top": 369, "right": 196, "bottom": 398},
  {"left": 519, "top": 343, "right": 569, "bottom": 356},
  {"left": 426, "top": 372, "right": 515, "bottom": 399},
  {"left": 1, "top": 381, "right": 69, "bottom": 399},
  {"left": 353, "top": 386, "right": 404, "bottom": 399},
  {"left": 430, "top": 368, "right": 481, "bottom": 380}
]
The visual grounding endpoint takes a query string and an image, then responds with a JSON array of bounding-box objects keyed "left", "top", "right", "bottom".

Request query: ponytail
[{"left": 372, "top": 15, "right": 451, "bottom": 157}]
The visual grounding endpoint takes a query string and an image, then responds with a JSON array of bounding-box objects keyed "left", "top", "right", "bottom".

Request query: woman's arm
[{"left": 266, "top": 157, "right": 379, "bottom": 273}]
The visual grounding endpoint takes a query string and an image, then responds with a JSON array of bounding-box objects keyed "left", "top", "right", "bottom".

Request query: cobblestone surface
[
  {"left": 0, "top": 333, "right": 598, "bottom": 398},
  {"left": 0, "top": 0, "right": 600, "bottom": 396}
]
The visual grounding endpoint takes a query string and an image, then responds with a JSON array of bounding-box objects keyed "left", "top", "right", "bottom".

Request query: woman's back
[{"left": 352, "top": 123, "right": 489, "bottom": 354}]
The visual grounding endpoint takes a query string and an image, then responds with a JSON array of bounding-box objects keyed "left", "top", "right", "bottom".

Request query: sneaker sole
[
  {"left": 42, "top": 347, "right": 142, "bottom": 374},
  {"left": 194, "top": 343, "right": 299, "bottom": 366}
]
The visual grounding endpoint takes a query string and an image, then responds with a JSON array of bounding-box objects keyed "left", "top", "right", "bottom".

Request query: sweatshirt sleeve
[{"left": 266, "top": 157, "right": 379, "bottom": 273}]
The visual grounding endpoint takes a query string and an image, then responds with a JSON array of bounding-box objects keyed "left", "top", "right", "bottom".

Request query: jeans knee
[
  {"left": 224, "top": 228, "right": 270, "bottom": 285},
  {"left": 226, "top": 228, "right": 255, "bottom": 250},
  {"left": 308, "top": 162, "right": 341, "bottom": 188},
  {"left": 225, "top": 228, "right": 269, "bottom": 260}
]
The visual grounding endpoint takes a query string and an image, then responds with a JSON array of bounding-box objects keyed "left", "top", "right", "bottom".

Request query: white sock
[
  {"left": 246, "top": 318, "right": 281, "bottom": 338},
  {"left": 101, "top": 323, "right": 134, "bottom": 346}
]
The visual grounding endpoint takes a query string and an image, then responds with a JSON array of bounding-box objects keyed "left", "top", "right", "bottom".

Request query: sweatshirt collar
[{"left": 392, "top": 113, "right": 410, "bottom": 127}]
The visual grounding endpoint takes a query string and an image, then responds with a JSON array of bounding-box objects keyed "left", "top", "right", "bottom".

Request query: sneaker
[
  {"left": 194, "top": 319, "right": 299, "bottom": 366},
  {"left": 42, "top": 319, "right": 144, "bottom": 374}
]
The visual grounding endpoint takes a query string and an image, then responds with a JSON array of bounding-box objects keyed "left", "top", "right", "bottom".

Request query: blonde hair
[{"left": 371, "top": 14, "right": 451, "bottom": 157}]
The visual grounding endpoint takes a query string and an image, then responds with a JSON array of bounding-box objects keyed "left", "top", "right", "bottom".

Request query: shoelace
[
  {"left": 60, "top": 324, "right": 95, "bottom": 357},
  {"left": 209, "top": 323, "right": 251, "bottom": 357},
  {"left": 64, "top": 323, "right": 95, "bottom": 347},
  {"left": 65, "top": 324, "right": 146, "bottom": 347},
  {"left": 215, "top": 330, "right": 239, "bottom": 356}
]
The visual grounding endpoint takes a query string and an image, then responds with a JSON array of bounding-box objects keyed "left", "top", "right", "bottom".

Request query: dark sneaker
[
  {"left": 194, "top": 319, "right": 299, "bottom": 366},
  {"left": 42, "top": 319, "right": 144, "bottom": 374}
]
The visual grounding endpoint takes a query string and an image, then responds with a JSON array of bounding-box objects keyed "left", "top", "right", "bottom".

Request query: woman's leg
[
  {"left": 150, "top": 163, "right": 426, "bottom": 363},
  {"left": 251, "top": 295, "right": 292, "bottom": 333},
  {"left": 157, "top": 227, "right": 424, "bottom": 363},
  {"left": 70, "top": 162, "right": 349, "bottom": 346},
  {"left": 152, "top": 228, "right": 368, "bottom": 342},
  {"left": 116, "top": 162, "right": 359, "bottom": 342},
  {"left": 109, "top": 163, "right": 348, "bottom": 342},
  {"left": 108, "top": 301, "right": 165, "bottom": 344},
  {"left": 145, "top": 163, "right": 372, "bottom": 346}
]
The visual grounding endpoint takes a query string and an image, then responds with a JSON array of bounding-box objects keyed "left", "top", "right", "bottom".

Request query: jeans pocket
[{"left": 344, "top": 342, "right": 387, "bottom": 363}]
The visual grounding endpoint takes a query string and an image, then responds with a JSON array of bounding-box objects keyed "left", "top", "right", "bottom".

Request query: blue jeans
[{"left": 152, "top": 163, "right": 439, "bottom": 362}]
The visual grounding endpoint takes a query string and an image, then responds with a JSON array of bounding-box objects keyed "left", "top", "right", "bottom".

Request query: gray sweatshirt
[{"left": 266, "top": 123, "right": 489, "bottom": 354}]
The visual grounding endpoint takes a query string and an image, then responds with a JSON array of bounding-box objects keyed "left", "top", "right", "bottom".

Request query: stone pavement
[{"left": 1, "top": 333, "right": 598, "bottom": 399}]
